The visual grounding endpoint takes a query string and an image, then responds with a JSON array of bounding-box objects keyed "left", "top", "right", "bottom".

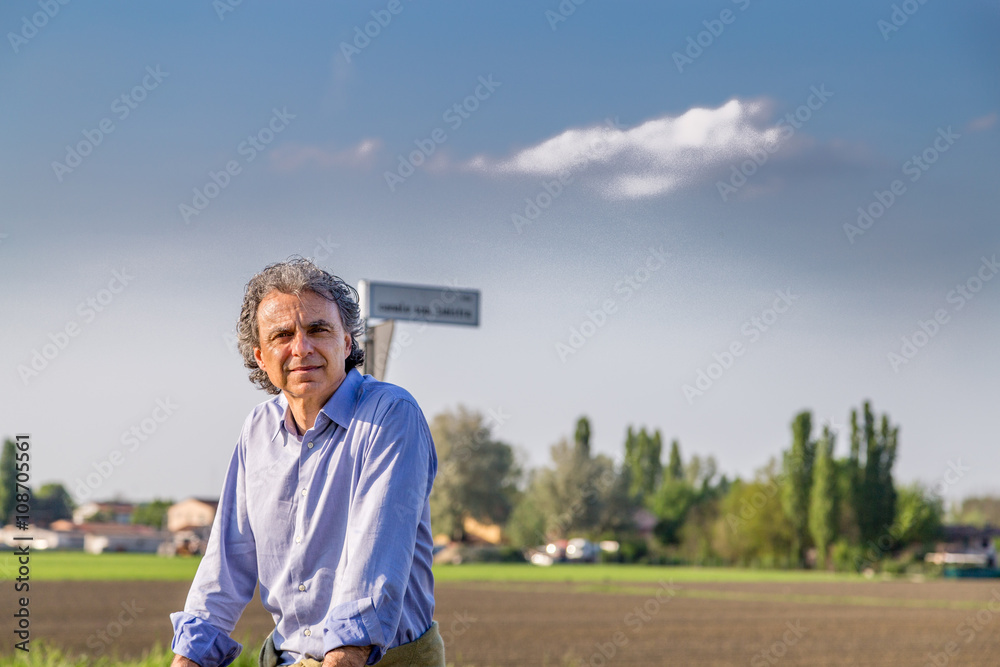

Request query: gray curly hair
[{"left": 237, "top": 257, "right": 365, "bottom": 394}]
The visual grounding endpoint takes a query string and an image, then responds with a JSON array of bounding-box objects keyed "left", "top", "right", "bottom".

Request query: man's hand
[
  {"left": 170, "top": 655, "right": 201, "bottom": 667},
  {"left": 323, "top": 645, "right": 372, "bottom": 667}
]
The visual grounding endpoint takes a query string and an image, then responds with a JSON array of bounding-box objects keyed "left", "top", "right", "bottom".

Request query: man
[{"left": 170, "top": 258, "right": 442, "bottom": 667}]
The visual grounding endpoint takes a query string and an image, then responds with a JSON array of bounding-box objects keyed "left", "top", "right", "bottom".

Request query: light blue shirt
[{"left": 170, "top": 369, "right": 437, "bottom": 666}]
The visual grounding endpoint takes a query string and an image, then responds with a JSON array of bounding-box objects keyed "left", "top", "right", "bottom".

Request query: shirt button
[
  {"left": 295, "top": 536, "right": 302, "bottom": 543},
  {"left": 304, "top": 629, "right": 311, "bottom": 637},
  {"left": 307, "top": 441, "right": 314, "bottom": 449},
  {"left": 298, "top": 583, "right": 306, "bottom": 591},
  {"left": 301, "top": 489, "right": 307, "bottom": 496}
]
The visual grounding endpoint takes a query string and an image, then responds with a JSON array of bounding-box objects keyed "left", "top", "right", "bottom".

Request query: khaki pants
[{"left": 258, "top": 621, "right": 445, "bottom": 667}]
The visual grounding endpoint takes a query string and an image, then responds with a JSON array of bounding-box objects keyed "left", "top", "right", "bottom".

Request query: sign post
[{"left": 358, "top": 280, "right": 480, "bottom": 380}]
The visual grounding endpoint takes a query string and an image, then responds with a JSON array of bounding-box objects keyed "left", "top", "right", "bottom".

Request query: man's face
[{"left": 253, "top": 289, "right": 353, "bottom": 404}]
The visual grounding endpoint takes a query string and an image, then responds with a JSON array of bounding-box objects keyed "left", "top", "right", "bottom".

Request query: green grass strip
[
  {"left": 4, "top": 553, "right": 871, "bottom": 583},
  {"left": 443, "top": 580, "right": 999, "bottom": 611},
  {"left": 0, "top": 552, "right": 202, "bottom": 582}
]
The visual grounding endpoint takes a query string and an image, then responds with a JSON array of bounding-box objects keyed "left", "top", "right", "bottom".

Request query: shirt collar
[{"left": 270, "top": 368, "right": 365, "bottom": 442}]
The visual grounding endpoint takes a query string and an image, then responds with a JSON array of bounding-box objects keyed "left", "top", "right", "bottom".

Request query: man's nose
[{"left": 290, "top": 330, "right": 314, "bottom": 355}]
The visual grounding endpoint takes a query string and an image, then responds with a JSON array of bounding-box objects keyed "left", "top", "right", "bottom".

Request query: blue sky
[{"left": 2, "top": 0, "right": 998, "bottom": 506}]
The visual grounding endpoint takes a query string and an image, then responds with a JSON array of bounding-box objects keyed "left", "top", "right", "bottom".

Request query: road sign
[{"left": 359, "top": 280, "right": 480, "bottom": 327}]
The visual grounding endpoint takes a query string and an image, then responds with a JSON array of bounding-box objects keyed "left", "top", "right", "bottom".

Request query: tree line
[
  {"left": 429, "top": 401, "right": 950, "bottom": 571},
  {"left": 5, "top": 396, "right": 993, "bottom": 572}
]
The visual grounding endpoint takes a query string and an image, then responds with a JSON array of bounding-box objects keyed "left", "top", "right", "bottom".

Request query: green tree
[
  {"left": 648, "top": 478, "right": 696, "bottom": 545},
  {"left": 781, "top": 411, "right": 816, "bottom": 565},
  {"left": 855, "top": 403, "right": 898, "bottom": 548},
  {"left": 131, "top": 498, "right": 173, "bottom": 530},
  {"left": 505, "top": 472, "right": 549, "bottom": 549},
  {"left": 0, "top": 439, "right": 17, "bottom": 524},
  {"left": 592, "top": 456, "right": 633, "bottom": 537},
  {"left": 574, "top": 417, "right": 591, "bottom": 459},
  {"left": 667, "top": 439, "right": 683, "bottom": 481},
  {"left": 517, "top": 416, "right": 624, "bottom": 541},
  {"left": 34, "top": 483, "right": 75, "bottom": 524},
  {"left": 624, "top": 426, "right": 662, "bottom": 501},
  {"left": 684, "top": 454, "right": 718, "bottom": 491},
  {"left": 715, "top": 461, "right": 795, "bottom": 567},
  {"left": 809, "top": 426, "right": 838, "bottom": 568},
  {"left": 429, "top": 407, "right": 520, "bottom": 541},
  {"left": 954, "top": 496, "right": 1000, "bottom": 527},
  {"left": 892, "top": 484, "right": 943, "bottom": 547}
]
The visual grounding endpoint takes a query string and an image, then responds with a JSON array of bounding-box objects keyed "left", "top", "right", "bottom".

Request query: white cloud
[
  {"left": 466, "top": 99, "right": 819, "bottom": 199},
  {"left": 966, "top": 112, "right": 997, "bottom": 132},
  {"left": 269, "top": 138, "right": 381, "bottom": 172}
]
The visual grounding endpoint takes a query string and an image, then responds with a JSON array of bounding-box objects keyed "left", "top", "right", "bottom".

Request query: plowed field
[{"left": 9, "top": 578, "right": 1000, "bottom": 665}]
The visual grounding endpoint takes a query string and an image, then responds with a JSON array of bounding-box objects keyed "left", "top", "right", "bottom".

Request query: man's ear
[{"left": 254, "top": 347, "right": 264, "bottom": 368}]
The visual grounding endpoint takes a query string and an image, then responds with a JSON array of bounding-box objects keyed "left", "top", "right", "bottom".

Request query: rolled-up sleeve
[
  {"left": 322, "top": 398, "right": 434, "bottom": 664},
  {"left": 171, "top": 431, "right": 259, "bottom": 667}
]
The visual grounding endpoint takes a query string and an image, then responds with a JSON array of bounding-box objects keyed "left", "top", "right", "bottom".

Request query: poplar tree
[
  {"left": 846, "top": 401, "right": 899, "bottom": 553},
  {"left": 0, "top": 439, "right": 16, "bottom": 524},
  {"left": 809, "top": 426, "right": 838, "bottom": 568},
  {"left": 781, "top": 411, "right": 816, "bottom": 565},
  {"left": 667, "top": 439, "right": 683, "bottom": 481},
  {"left": 624, "top": 426, "right": 662, "bottom": 500}
]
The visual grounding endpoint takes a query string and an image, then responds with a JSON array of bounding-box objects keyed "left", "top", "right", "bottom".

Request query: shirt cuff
[
  {"left": 170, "top": 612, "right": 243, "bottom": 667},
  {"left": 322, "top": 596, "right": 387, "bottom": 664}
]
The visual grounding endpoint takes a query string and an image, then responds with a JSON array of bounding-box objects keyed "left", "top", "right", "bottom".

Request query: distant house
[
  {"left": 72, "top": 501, "right": 135, "bottom": 525},
  {"left": 73, "top": 522, "right": 170, "bottom": 554},
  {"left": 0, "top": 523, "right": 84, "bottom": 550},
  {"left": 167, "top": 498, "right": 219, "bottom": 533},
  {"left": 461, "top": 516, "right": 503, "bottom": 545},
  {"left": 925, "top": 524, "right": 1000, "bottom": 567}
]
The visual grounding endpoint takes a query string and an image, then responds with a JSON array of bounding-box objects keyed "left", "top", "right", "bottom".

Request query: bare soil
[{"left": 10, "top": 579, "right": 1000, "bottom": 665}]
